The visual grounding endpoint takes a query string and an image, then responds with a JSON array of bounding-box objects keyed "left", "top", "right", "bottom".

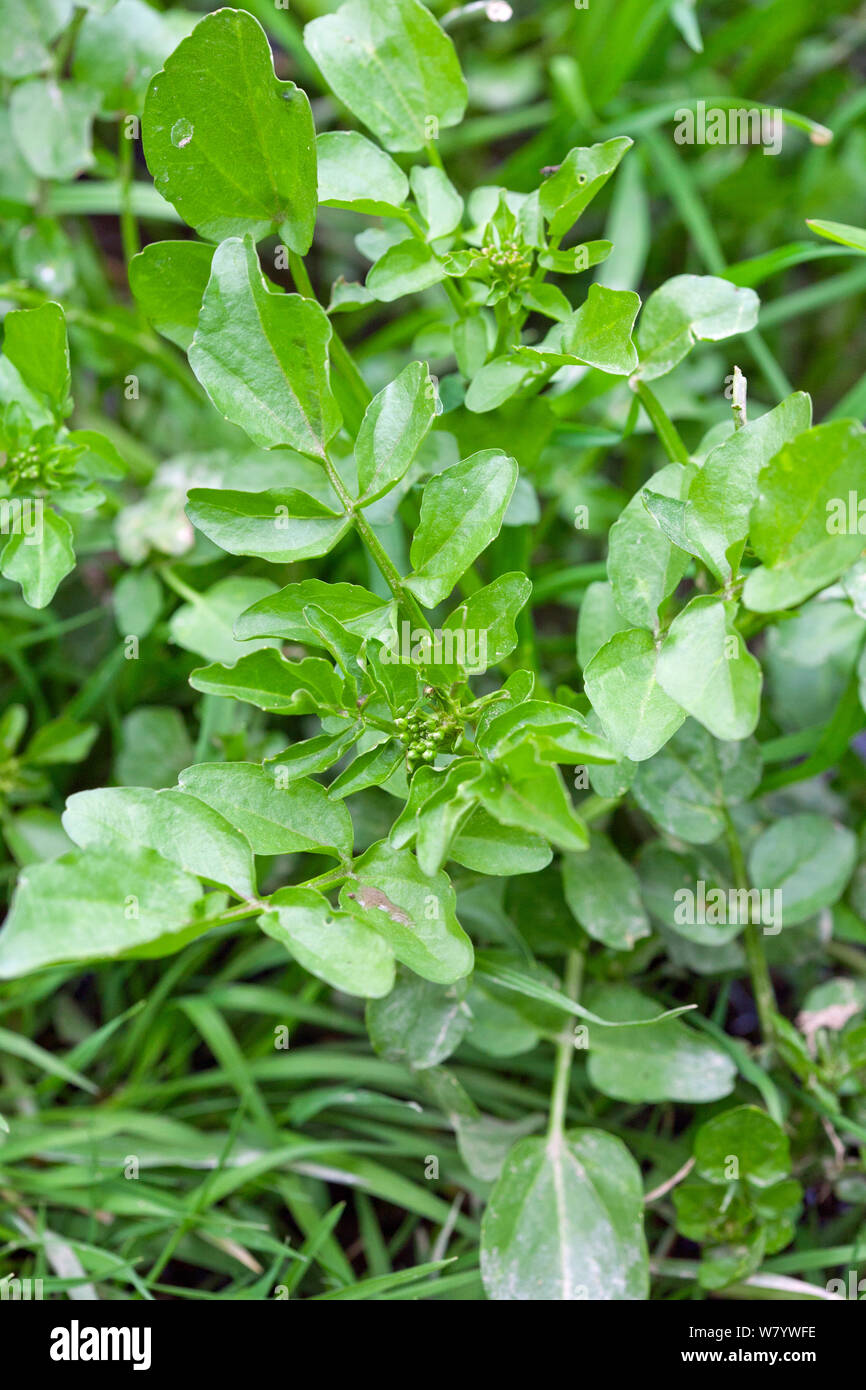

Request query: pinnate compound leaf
[
  {"left": 143, "top": 8, "right": 316, "bottom": 249},
  {"left": 188, "top": 235, "right": 342, "bottom": 457},
  {"left": 304, "top": 0, "right": 467, "bottom": 153},
  {"left": 405, "top": 451, "right": 518, "bottom": 607},
  {"left": 62, "top": 787, "right": 256, "bottom": 900},
  {"left": 259, "top": 886, "right": 395, "bottom": 998},
  {"left": 480, "top": 1129, "right": 648, "bottom": 1300},
  {"left": 0, "top": 847, "right": 205, "bottom": 978},
  {"left": 178, "top": 763, "right": 353, "bottom": 861}
]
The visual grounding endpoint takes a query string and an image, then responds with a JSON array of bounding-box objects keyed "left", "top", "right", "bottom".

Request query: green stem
[
  {"left": 118, "top": 114, "right": 141, "bottom": 271},
  {"left": 632, "top": 380, "right": 690, "bottom": 464},
  {"left": 395, "top": 210, "right": 466, "bottom": 316},
  {"left": 287, "top": 252, "right": 371, "bottom": 432},
  {"left": 548, "top": 949, "right": 583, "bottom": 1140},
  {"left": 321, "top": 453, "right": 434, "bottom": 636},
  {"left": 723, "top": 808, "right": 777, "bottom": 1046}
]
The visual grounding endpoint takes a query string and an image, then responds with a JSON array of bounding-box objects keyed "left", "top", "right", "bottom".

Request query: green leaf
[
  {"left": 476, "top": 747, "right": 589, "bottom": 853},
  {"left": 366, "top": 969, "right": 469, "bottom": 1067},
  {"left": 450, "top": 809, "right": 551, "bottom": 877},
  {"left": 480, "top": 1128, "right": 648, "bottom": 1300},
  {"left": 168, "top": 575, "right": 279, "bottom": 665},
  {"left": 562, "top": 835, "right": 651, "bottom": 951},
  {"left": 743, "top": 420, "right": 866, "bottom": 612},
  {"left": 22, "top": 717, "right": 98, "bottom": 767},
  {"left": 328, "top": 741, "right": 404, "bottom": 799},
  {"left": 304, "top": 0, "right": 467, "bottom": 153},
  {"left": 478, "top": 699, "right": 615, "bottom": 765},
  {"left": 235, "top": 579, "right": 394, "bottom": 645},
  {"left": 684, "top": 393, "right": 812, "bottom": 583},
  {"left": 0, "top": 0, "right": 72, "bottom": 80},
  {"left": 410, "top": 166, "right": 464, "bottom": 240},
  {"left": 113, "top": 568, "right": 162, "bottom": 639},
  {"left": 143, "top": 8, "right": 316, "bottom": 249},
  {"left": 656, "top": 596, "right": 763, "bottom": 741},
  {"left": 259, "top": 887, "right": 395, "bottom": 998},
  {"left": 115, "top": 707, "right": 193, "bottom": 790},
  {"left": 10, "top": 78, "right": 96, "bottom": 180},
  {"left": 186, "top": 487, "right": 349, "bottom": 563},
  {"left": 0, "top": 847, "right": 205, "bottom": 979},
  {"left": 436, "top": 572, "right": 532, "bottom": 679},
  {"left": 73, "top": 0, "right": 192, "bottom": 115},
  {"left": 179, "top": 763, "right": 353, "bottom": 861},
  {"left": 584, "top": 627, "right": 686, "bottom": 762},
  {"left": 366, "top": 239, "right": 447, "bottom": 303},
  {"left": 190, "top": 649, "right": 343, "bottom": 715},
  {"left": 0, "top": 508, "right": 75, "bottom": 609},
  {"left": 515, "top": 285, "right": 640, "bottom": 376},
  {"left": 633, "top": 721, "right": 762, "bottom": 845},
  {"left": 806, "top": 218, "right": 866, "bottom": 253},
  {"left": 405, "top": 450, "right": 518, "bottom": 607},
  {"left": 317, "top": 130, "right": 408, "bottom": 214},
  {"left": 585, "top": 983, "right": 737, "bottom": 1102},
  {"left": 188, "top": 236, "right": 342, "bottom": 457},
  {"left": 577, "top": 580, "right": 630, "bottom": 670},
  {"left": 637, "top": 274, "right": 760, "bottom": 380},
  {"left": 62, "top": 786, "right": 256, "bottom": 900},
  {"left": 129, "top": 240, "right": 214, "bottom": 350},
  {"left": 608, "top": 462, "right": 694, "bottom": 630},
  {"left": 340, "top": 842, "right": 473, "bottom": 984},
  {"left": 2, "top": 302, "right": 70, "bottom": 417},
  {"left": 539, "top": 138, "right": 633, "bottom": 239},
  {"left": 748, "top": 813, "right": 856, "bottom": 926},
  {"left": 356, "top": 361, "right": 436, "bottom": 503},
  {"left": 694, "top": 1106, "right": 792, "bottom": 1187}
]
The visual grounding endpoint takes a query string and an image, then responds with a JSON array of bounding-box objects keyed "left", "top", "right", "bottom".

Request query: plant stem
[
  {"left": 548, "top": 949, "right": 583, "bottom": 1141},
  {"left": 631, "top": 380, "right": 690, "bottom": 464},
  {"left": 287, "top": 251, "right": 371, "bottom": 431},
  {"left": 723, "top": 808, "right": 777, "bottom": 1046},
  {"left": 118, "top": 115, "right": 141, "bottom": 271},
  {"left": 321, "top": 453, "right": 435, "bottom": 636}
]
